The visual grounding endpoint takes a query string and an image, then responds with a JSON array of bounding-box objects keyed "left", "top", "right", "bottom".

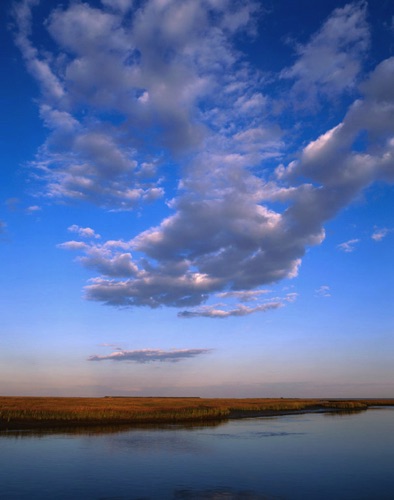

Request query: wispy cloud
[
  {"left": 285, "top": 292, "right": 298, "bottom": 303},
  {"left": 371, "top": 227, "right": 392, "bottom": 241},
  {"left": 280, "top": 2, "right": 369, "bottom": 109},
  {"left": 88, "top": 348, "right": 211, "bottom": 363},
  {"left": 5, "top": 198, "right": 41, "bottom": 215},
  {"left": 178, "top": 301, "right": 283, "bottom": 319},
  {"left": 216, "top": 290, "right": 271, "bottom": 302},
  {"left": 178, "top": 293, "right": 300, "bottom": 319},
  {"left": 26, "top": 205, "right": 41, "bottom": 214},
  {"left": 337, "top": 239, "right": 360, "bottom": 253},
  {"left": 57, "top": 241, "right": 89, "bottom": 251},
  {"left": 315, "top": 285, "right": 331, "bottom": 298}
]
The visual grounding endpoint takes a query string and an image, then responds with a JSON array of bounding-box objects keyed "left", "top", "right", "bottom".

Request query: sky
[{"left": 1, "top": 0, "right": 393, "bottom": 398}]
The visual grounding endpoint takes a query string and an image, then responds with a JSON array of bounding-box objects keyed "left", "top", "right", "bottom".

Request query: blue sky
[{"left": 1, "top": 0, "right": 393, "bottom": 397}]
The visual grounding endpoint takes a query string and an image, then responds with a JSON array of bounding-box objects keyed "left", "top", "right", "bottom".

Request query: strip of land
[{"left": 1, "top": 396, "right": 393, "bottom": 430}]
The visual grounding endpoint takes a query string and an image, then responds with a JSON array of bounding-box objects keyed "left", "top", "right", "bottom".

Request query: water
[{"left": 1, "top": 407, "right": 393, "bottom": 499}]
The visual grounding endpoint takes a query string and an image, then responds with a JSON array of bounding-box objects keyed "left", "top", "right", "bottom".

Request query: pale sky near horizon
[{"left": 1, "top": 0, "right": 393, "bottom": 398}]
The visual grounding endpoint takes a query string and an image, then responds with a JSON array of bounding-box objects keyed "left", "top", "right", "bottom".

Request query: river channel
[{"left": 1, "top": 407, "right": 393, "bottom": 499}]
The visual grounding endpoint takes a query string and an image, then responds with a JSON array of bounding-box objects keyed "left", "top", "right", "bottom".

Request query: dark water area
[{"left": 1, "top": 407, "right": 393, "bottom": 499}]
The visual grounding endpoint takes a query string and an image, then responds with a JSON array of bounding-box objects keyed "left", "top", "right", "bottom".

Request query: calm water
[{"left": 1, "top": 407, "right": 393, "bottom": 499}]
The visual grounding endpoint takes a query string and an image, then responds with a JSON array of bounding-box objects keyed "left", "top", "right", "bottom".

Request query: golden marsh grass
[{"left": 1, "top": 396, "right": 393, "bottom": 430}]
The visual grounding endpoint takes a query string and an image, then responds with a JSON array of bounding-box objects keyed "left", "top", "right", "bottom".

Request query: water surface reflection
[{"left": 0, "top": 408, "right": 393, "bottom": 499}]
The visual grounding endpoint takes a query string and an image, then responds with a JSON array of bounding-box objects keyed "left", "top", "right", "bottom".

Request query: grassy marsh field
[{"left": 1, "top": 396, "right": 394, "bottom": 430}]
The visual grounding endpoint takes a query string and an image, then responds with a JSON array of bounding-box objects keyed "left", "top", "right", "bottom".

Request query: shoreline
[{"left": 1, "top": 397, "right": 393, "bottom": 432}]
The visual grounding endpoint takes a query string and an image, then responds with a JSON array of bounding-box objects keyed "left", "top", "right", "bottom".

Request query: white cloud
[
  {"left": 59, "top": 238, "right": 138, "bottom": 277},
  {"left": 285, "top": 292, "right": 298, "bottom": 303},
  {"left": 315, "top": 285, "right": 331, "bottom": 298},
  {"left": 177, "top": 288, "right": 298, "bottom": 318},
  {"left": 217, "top": 290, "right": 271, "bottom": 302},
  {"left": 281, "top": 1, "right": 369, "bottom": 108},
  {"left": 26, "top": 205, "right": 41, "bottom": 214},
  {"left": 88, "top": 347, "right": 211, "bottom": 362},
  {"left": 178, "top": 301, "right": 283, "bottom": 319},
  {"left": 79, "top": 250, "right": 139, "bottom": 278},
  {"left": 371, "top": 227, "right": 392, "bottom": 241},
  {"left": 280, "top": 57, "right": 394, "bottom": 257},
  {"left": 68, "top": 225, "right": 101, "bottom": 239},
  {"left": 13, "top": 0, "right": 65, "bottom": 103},
  {"left": 14, "top": 1, "right": 394, "bottom": 316},
  {"left": 13, "top": 0, "right": 266, "bottom": 210},
  {"left": 359, "top": 56, "right": 394, "bottom": 103},
  {"left": 101, "top": 0, "right": 134, "bottom": 14},
  {"left": 337, "top": 239, "right": 360, "bottom": 253},
  {"left": 57, "top": 241, "right": 89, "bottom": 251}
]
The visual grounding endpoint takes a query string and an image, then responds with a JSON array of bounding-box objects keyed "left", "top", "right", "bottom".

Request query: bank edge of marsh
[{"left": 1, "top": 397, "right": 393, "bottom": 431}]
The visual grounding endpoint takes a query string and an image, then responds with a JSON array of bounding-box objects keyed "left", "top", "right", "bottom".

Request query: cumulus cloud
[
  {"left": 88, "top": 348, "right": 211, "bottom": 363},
  {"left": 68, "top": 224, "right": 101, "bottom": 239},
  {"left": 337, "top": 239, "right": 360, "bottom": 253},
  {"left": 280, "top": 55, "right": 394, "bottom": 261},
  {"left": 12, "top": 0, "right": 260, "bottom": 209},
  {"left": 16, "top": 1, "right": 394, "bottom": 316}
]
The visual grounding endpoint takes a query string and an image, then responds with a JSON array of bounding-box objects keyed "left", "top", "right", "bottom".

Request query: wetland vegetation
[{"left": 1, "top": 396, "right": 393, "bottom": 430}]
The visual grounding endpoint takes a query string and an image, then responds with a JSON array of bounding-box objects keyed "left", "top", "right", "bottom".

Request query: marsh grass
[{"left": 1, "top": 397, "right": 393, "bottom": 429}]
